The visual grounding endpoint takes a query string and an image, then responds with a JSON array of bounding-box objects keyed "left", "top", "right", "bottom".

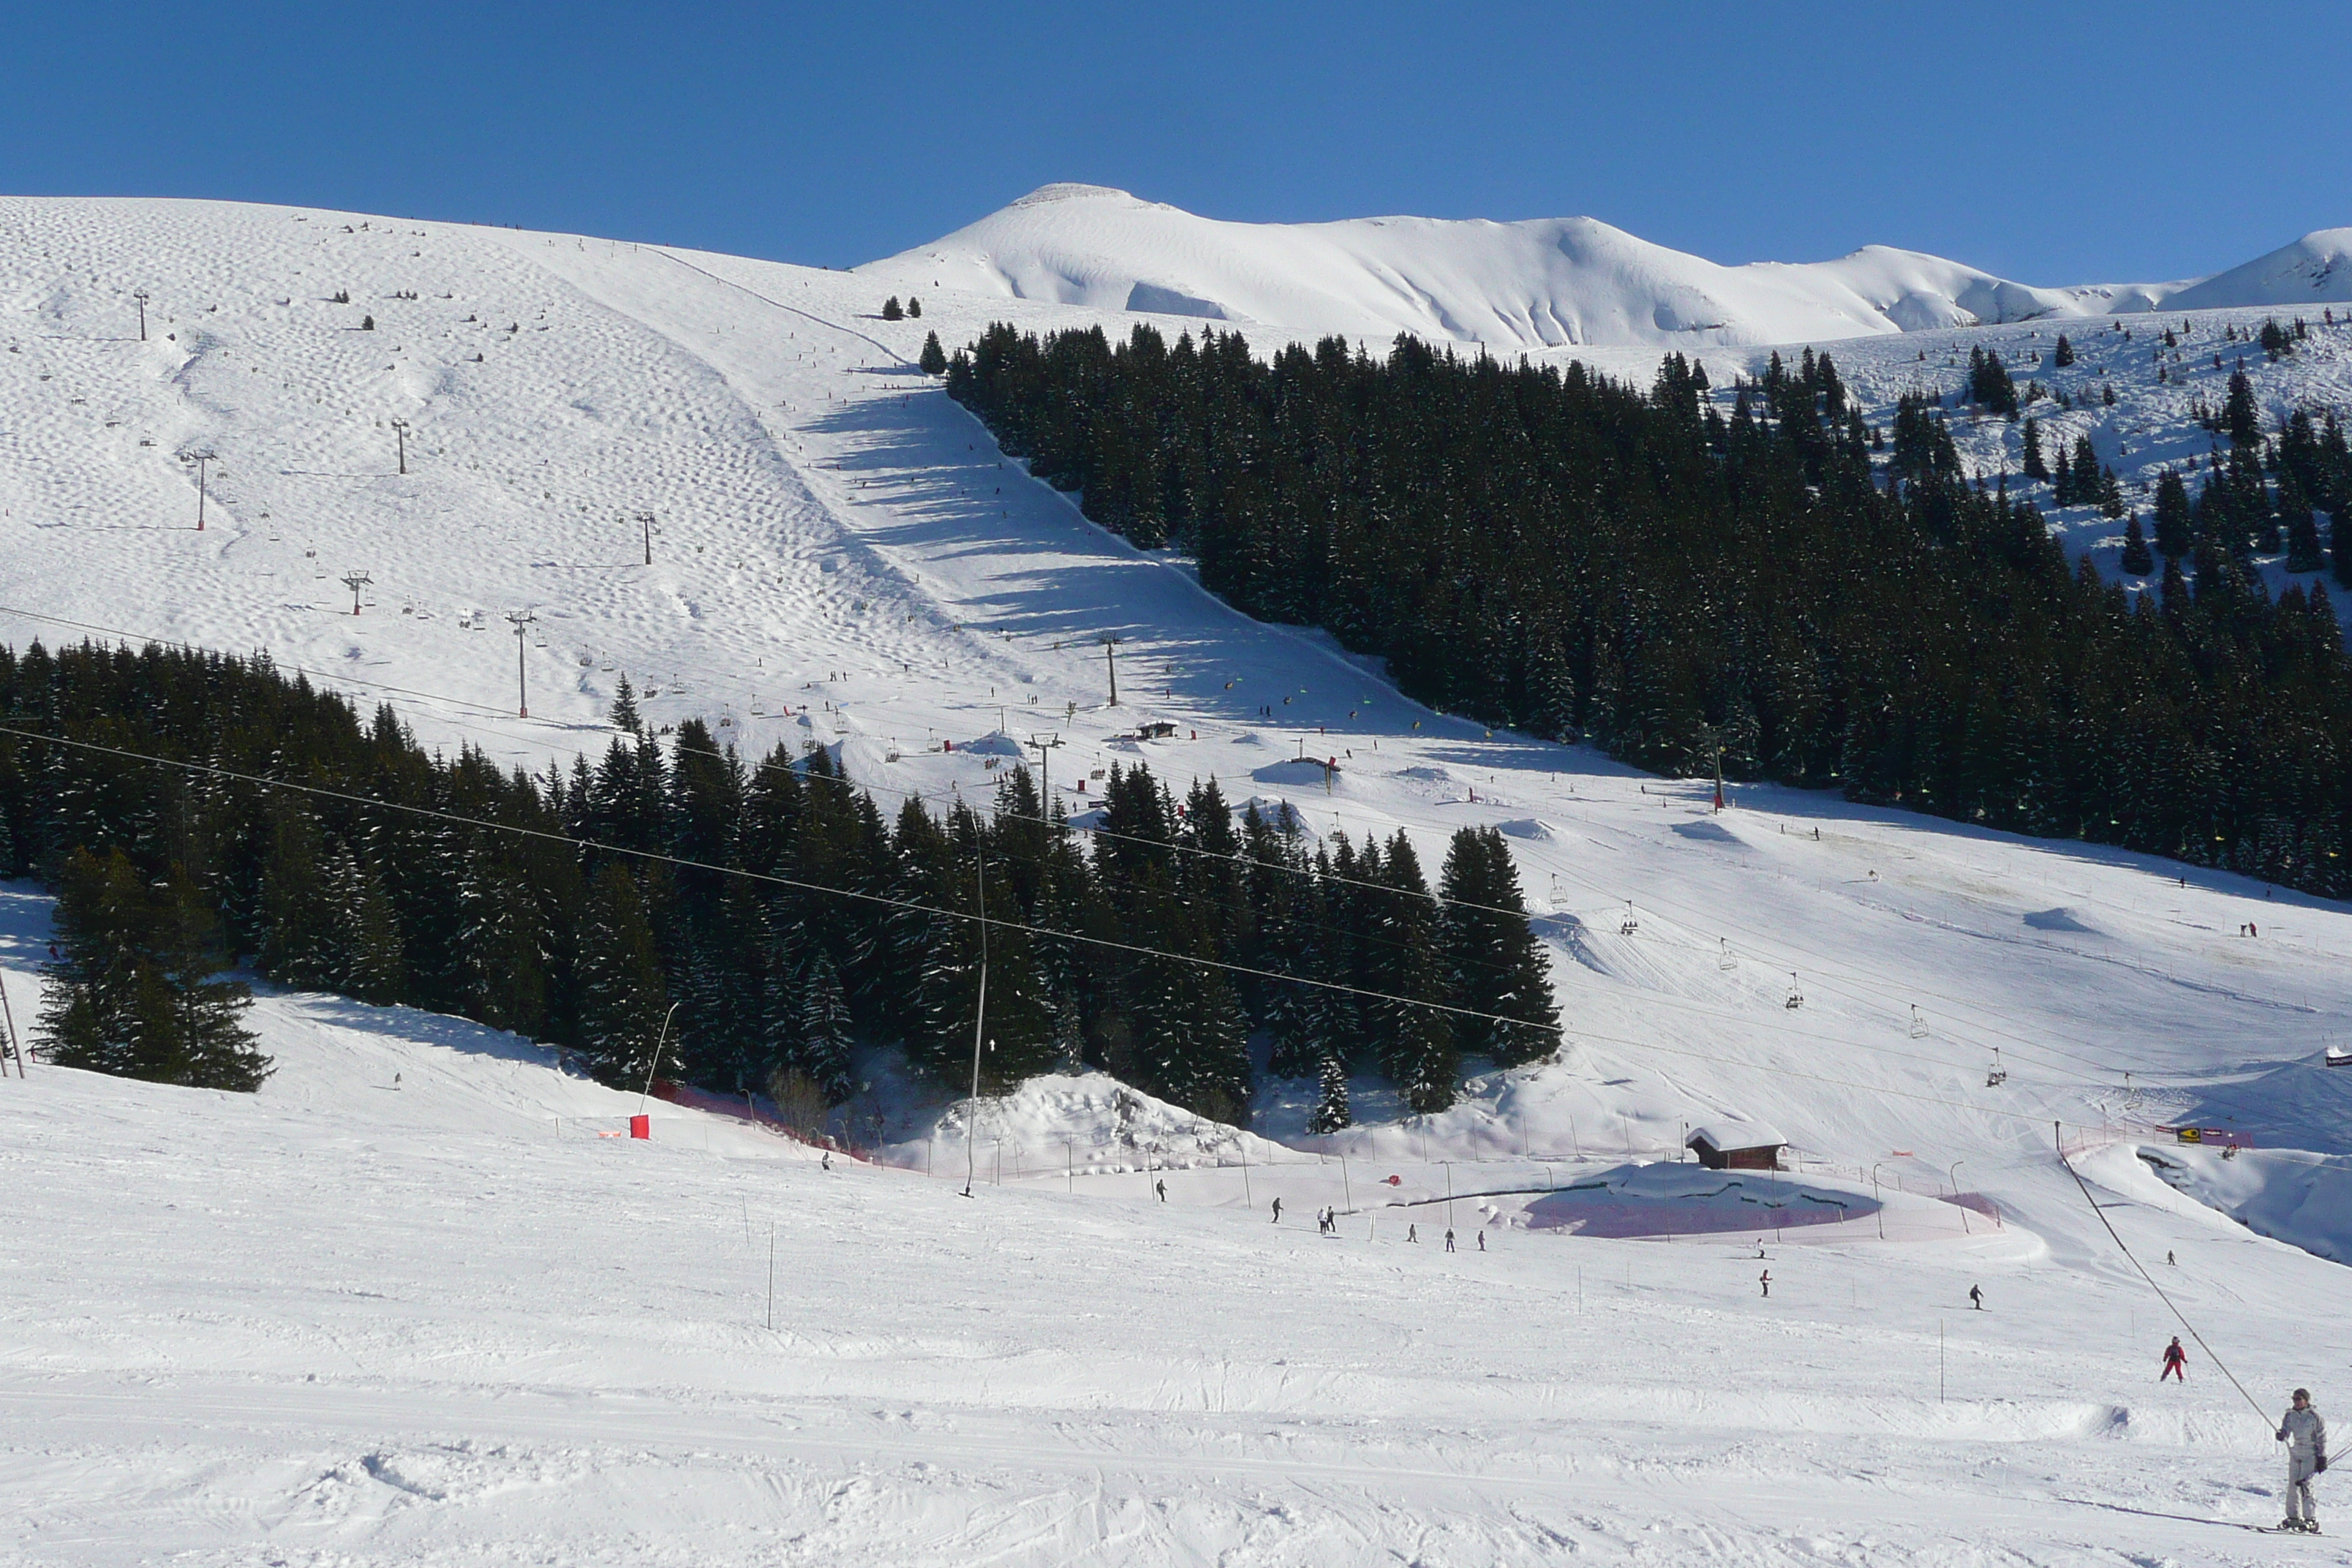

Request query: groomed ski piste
[{"left": 4, "top": 193, "right": 2352, "bottom": 1564}]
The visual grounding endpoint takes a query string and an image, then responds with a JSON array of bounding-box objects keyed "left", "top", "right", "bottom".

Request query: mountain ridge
[{"left": 859, "top": 184, "right": 2352, "bottom": 351}]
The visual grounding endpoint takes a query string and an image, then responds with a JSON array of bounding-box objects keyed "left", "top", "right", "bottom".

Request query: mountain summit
[{"left": 862, "top": 184, "right": 2352, "bottom": 350}]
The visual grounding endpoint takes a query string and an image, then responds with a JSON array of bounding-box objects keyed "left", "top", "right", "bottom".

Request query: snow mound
[
  {"left": 1493, "top": 816, "right": 1553, "bottom": 840},
  {"left": 2023, "top": 907, "right": 2102, "bottom": 934},
  {"left": 2137, "top": 1144, "right": 2352, "bottom": 1267}
]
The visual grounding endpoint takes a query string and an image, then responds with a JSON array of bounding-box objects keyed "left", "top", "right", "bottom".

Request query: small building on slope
[{"left": 1686, "top": 1120, "right": 1787, "bottom": 1171}]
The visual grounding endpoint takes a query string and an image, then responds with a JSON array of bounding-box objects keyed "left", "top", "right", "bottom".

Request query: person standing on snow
[
  {"left": 2278, "top": 1388, "right": 2328, "bottom": 1532},
  {"left": 1969, "top": 1284, "right": 1983, "bottom": 1311},
  {"left": 1759, "top": 1269, "right": 1771, "bottom": 1298},
  {"left": 1270, "top": 1196, "right": 1282, "bottom": 1224},
  {"left": 2161, "top": 1337, "right": 2187, "bottom": 1382},
  {"left": 1155, "top": 1179, "right": 1166, "bottom": 1203}
]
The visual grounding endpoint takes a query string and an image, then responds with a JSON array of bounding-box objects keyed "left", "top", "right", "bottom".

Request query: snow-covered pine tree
[
  {"left": 1306, "top": 1047, "right": 1351, "bottom": 1134},
  {"left": 919, "top": 331, "right": 947, "bottom": 374},
  {"left": 576, "top": 863, "right": 672, "bottom": 1088}
]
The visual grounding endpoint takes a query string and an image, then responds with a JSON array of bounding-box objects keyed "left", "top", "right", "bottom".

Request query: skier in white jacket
[{"left": 2277, "top": 1387, "right": 2328, "bottom": 1532}]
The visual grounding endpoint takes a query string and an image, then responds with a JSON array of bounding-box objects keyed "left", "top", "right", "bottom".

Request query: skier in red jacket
[{"left": 2161, "top": 1337, "right": 2187, "bottom": 1382}]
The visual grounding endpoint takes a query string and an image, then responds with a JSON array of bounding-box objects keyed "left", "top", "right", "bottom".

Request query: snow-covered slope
[
  {"left": 6, "top": 193, "right": 2352, "bottom": 1562},
  {"left": 859, "top": 183, "right": 2351, "bottom": 350}
]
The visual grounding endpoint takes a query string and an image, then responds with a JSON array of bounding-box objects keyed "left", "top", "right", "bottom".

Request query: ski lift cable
[
  {"left": 0, "top": 603, "right": 2253, "bottom": 1083},
  {"left": 2054, "top": 1121, "right": 2273, "bottom": 1435},
  {"left": 0, "top": 720, "right": 2144, "bottom": 1140}
]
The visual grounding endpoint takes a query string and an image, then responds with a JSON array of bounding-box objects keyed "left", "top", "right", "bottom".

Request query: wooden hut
[{"left": 1686, "top": 1120, "right": 1787, "bottom": 1171}]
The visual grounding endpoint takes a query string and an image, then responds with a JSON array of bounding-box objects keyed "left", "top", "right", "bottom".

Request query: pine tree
[
  {"left": 1438, "top": 827, "right": 1558, "bottom": 1067},
  {"left": 881, "top": 296, "right": 904, "bottom": 322},
  {"left": 907, "top": 297, "right": 922, "bottom": 319},
  {"left": 1370, "top": 832, "right": 1455, "bottom": 1112},
  {"left": 1306, "top": 1049, "right": 1351, "bottom": 1134},
  {"left": 576, "top": 863, "right": 672, "bottom": 1088},
  {"left": 2021, "top": 417, "right": 2048, "bottom": 482},
  {"left": 608, "top": 674, "right": 643, "bottom": 736},
  {"left": 2225, "top": 370, "right": 2262, "bottom": 445},
  {"left": 2119, "top": 514, "right": 2155, "bottom": 576},
  {"left": 2053, "top": 333, "right": 2075, "bottom": 369},
  {"left": 919, "top": 331, "right": 947, "bottom": 375},
  {"left": 38, "top": 847, "right": 269, "bottom": 1090},
  {"left": 2154, "top": 470, "right": 2193, "bottom": 558}
]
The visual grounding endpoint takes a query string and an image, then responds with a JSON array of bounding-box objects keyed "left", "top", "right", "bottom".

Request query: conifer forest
[
  {"left": 0, "top": 643, "right": 1556, "bottom": 1109},
  {"left": 949, "top": 324, "right": 2352, "bottom": 897}
]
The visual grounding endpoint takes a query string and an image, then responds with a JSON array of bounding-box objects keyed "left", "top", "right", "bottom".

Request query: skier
[
  {"left": 1969, "top": 1284, "right": 1983, "bottom": 1311},
  {"left": 2167, "top": 1250, "right": 2176, "bottom": 1267},
  {"left": 1155, "top": 1179, "right": 1166, "bottom": 1202},
  {"left": 2277, "top": 1388, "right": 2328, "bottom": 1533},
  {"left": 1444, "top": 1228, "right": 1455, "bottom": 1253},
  {"left": 1760, "top": 1269, "right": 1771, "bottom": 1298},
  {"left": 2161, "top": 1336, "right": 2187, "bottom": 1382},
  {"left": 821, "top": 1150, "right": 831, "bottom": 1172},
  {"left": 1407, "top": 1224, "right": 1418, "bottom": 1243},
  {"left": 1270, "top": 1197, "right": 1282, "bottom": 1224},
  {"left": 1476, "top": 1230, "right": 1486, "bottom": 1252}
]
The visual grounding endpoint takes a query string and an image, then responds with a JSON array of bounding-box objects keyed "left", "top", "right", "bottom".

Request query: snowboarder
[
  {"left": 1444, "top": 1228, "right": 1455, "bottom": 1252},
  {"left": 1969, "top": 1284, "right": 1983, "bottom": 1311},
  {"left": 2278, "top": 1388, "right": 2328, "bottom": 1532},
  {"left": 1270, "top": 1197, "right": 1282, "bottom": 1224},
  {"left": 1406, "top": 1224, "right": 1418, "bottom": 1243},
  {"left": 2161, "top": 1336, "right": 2187, "bottom": 1382},
  {"left": 1155, "top": 1179, "right": 1166, "bottom": 1202},
  {"left": 1759, "top": 1269, "right": 1771, "bottom": 1298}
]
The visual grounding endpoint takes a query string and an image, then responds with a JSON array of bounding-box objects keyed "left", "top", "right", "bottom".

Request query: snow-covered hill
[
  {"left": 5, "top": 193, "right": 2352, "bottom": 1562},
  {"left": 859, "top": 183, "right": 2352, "bottom": 351}
]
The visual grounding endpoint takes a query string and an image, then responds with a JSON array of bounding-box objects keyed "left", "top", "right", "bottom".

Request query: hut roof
[{"left": 1686, "top": 1120, "right": 1787, "bottom": 1153}]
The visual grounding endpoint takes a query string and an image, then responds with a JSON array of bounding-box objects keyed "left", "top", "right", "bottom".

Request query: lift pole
[{"left": 506, "top": 609, "right": 537, "bottom": 717}]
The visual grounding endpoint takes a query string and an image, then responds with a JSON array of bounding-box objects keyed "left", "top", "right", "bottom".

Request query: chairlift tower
[
  {"left": 636, "top": 511, "right": 655, "bottom": 566},
  {"left": 390, "top": 418, "right": 410, "bottom": 475},
  {"left": 180, "top": 450, "right": 216, "bottom": 530},
  {"left": 340, "top": 571, "right": 372, "bottom": 616},
  {"left": 1101, "top": 635, "right": 1122, "bottom": 706},
  {"left": 132, "top": 290, "right": 149, "bottom": 342},
  {"left": 1026, "top": 731, "right": 1064, "bottom": 807},
  {"left": 506, "top": 609, "right": 538, "bottom": 717}
]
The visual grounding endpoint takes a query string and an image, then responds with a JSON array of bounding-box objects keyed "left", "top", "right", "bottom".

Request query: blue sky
[{"left": 5, "top": 1, "right": 2345, "bottom": 282}]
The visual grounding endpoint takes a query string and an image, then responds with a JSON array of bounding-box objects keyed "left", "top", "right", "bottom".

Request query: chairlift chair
[
  {"left": 1784, "top": 972, "right": 1804, "bottom": 1010},
  {"left": 1620, "top": 900, "right": 1640, "bottom": 937},
  {"left": 1909, "top": 1005, "right": 1929, "bottom": 1039},
  {"left": 1718, "top": 938, "right": 1736, "bottom": 971},
  {"left": 1986, "top": 1047, "right": 2007, "bottom": 1087}
]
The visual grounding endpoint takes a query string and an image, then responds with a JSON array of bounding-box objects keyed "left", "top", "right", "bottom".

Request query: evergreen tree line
[
  {"left": 948, "top": 323, "right": 2352, "bottom": 895},
  {"left": 0, "top": 642, "right": 1556, "bottom": 1113}
]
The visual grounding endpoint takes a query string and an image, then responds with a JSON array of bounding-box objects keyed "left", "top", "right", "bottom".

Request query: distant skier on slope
[
  {"left": 2161, "top": 1337, "right": 2187, "bottom": 1382},
  {"left": 2278, "top": 1388, "right": 2328, "bottom": 1533},
  {"left": 1969, "top": 1284, "right": 1983, "bottom": 1310},
  {"left": 1759, "top": 1269, "right": 1771, "bottom": 1298},
  {"left": 1270, "top": 1196, "right": 1282, "bottom": 1224}
]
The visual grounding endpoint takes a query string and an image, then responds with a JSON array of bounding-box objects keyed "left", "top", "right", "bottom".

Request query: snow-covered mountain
[
  {"left": 6, "top": 193, "right": 2352, "bottom": 1562},
  {"left": 859, "top": 184, "right": 2352, "bottom": 350}
]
